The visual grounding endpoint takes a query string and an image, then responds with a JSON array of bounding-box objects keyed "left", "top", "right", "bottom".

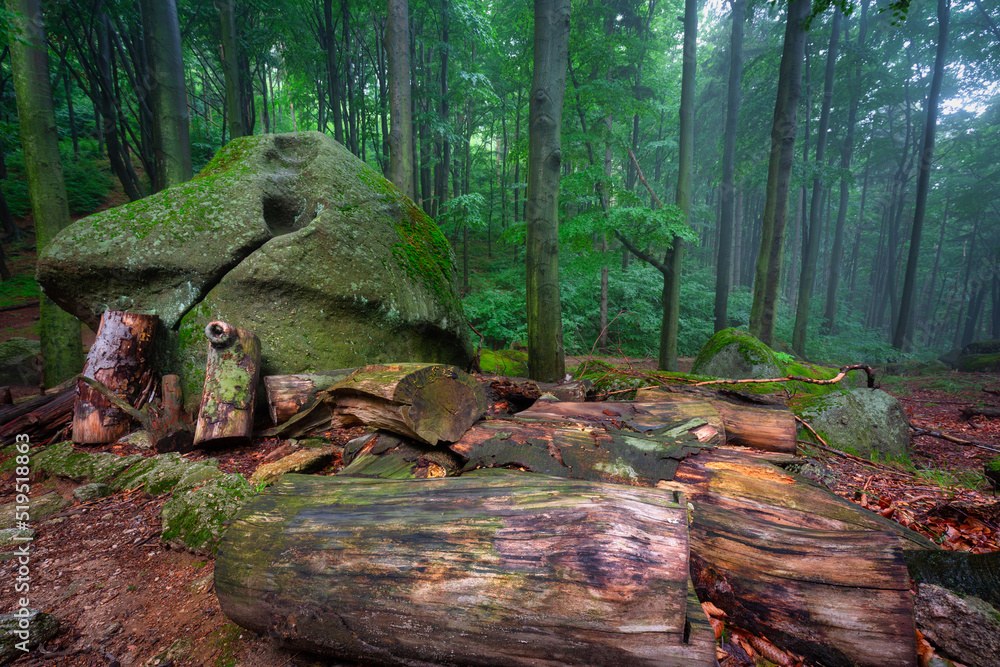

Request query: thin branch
[{"left": 910, "top": 425, "right": 1000, "bottom": 454}]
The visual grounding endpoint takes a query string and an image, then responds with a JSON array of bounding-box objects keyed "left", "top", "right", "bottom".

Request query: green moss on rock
[
  {"left": 111, "top": 453, "right": 221, "bottom": 496},
  {"left": 797, "top": 388, "right": 909, "bottom": 459},
  {"left": 32, "top": 441, "right": 143, "bottom": 483},
  {"left": 160, "top": 473, "right": 253, "bottom": 555},
  {"left": 691, "top": 328, "right": 784, "bottom": 380}
]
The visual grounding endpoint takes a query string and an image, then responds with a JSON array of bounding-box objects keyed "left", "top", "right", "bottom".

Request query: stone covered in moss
[
  {"left": 957, "top": 352, "right": 1000, "bottom": 373},
  {"left": 691, "top": 328, "right": 784, "bottom": 380},
  {"left": 797, "top": 388, "right": 909, "bottom": 459},
  {"left": 160, "top": 473, "right": 252, "bottom": 555},
  {"left": 0, "top": 338, "right": 40, "bottom": 386},
  {"left": 0, "top": 609, "right": 59, "bottom": 663},
  {"left": 111, "top": 453, "right": 221, "bottom": 496},
  {"left": 32, "top": 441, "right": 142, "bottom": 484}
]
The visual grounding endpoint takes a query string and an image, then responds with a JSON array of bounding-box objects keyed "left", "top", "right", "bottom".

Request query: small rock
[
  {"left": 0, "top": 528, "right": 34, "bottom": 548},
  {"left": 915, "top": 583, "right": 1000, "bottom": 667},
  {"left": 73, "top": 483, "right": 112, "bottom": 502},
  {"left": 798, "top": 388, "right": 910, "bottom": 459},
  {"left": 117, "top": 430, "right": 153, "bottom": 450},
  {"left": 101, "top": 621, "right": 122, "bottom": 638},
  {"left": 0, "top": 608, "right": 60, "bottom": 663},
  {"left": 142, "top": 637, "right": 192, "bottom": 667}
]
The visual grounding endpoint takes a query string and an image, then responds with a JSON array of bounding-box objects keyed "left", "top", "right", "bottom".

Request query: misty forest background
[{"left": 0, "top": 0, "right": 997, "bottom": 369}]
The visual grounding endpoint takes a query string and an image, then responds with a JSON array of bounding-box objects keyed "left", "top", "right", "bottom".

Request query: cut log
[
  {"left": 72, "top": 310, "right": 158, "bottom": 444},
  {"left": 262, "top": 369, "right": 357, "bottom": 425},
  {"left": 904, "top": 549, "right": 1000, "bottom": 610},
  {"left": 215, "top": 471, "right": 716, "bottom": 666},
  {"left": 151, "top": 375, "right": 194, "bottom": 452},
  {"left": 337, "top": 431, "right": 463, "bottom": 479},
  {"left": 0, "top": 388, "right": 75, "bottom": 445},
  {"left": 961, "top": 405, "right": 1000, "bottom": 420},
  {"left": 268, "top": 363, "right": 486, "bottom": 446},
  {"left": 635, "top": 386, "right": 797, "bottom": 452},
  {"left": 194, "top": 321, "right": 261, "bottom": 447}
]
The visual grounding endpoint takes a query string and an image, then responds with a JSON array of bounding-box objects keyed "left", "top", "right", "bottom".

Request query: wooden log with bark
[
  {"left": 215, "top": 471, "right": 717, "bottom": 666},
  {"left": 337, "top": 431, "right": 464, "bottom": 479},
  {"left": 194, "top": 321, "right": 261, "bottom": 447},
  {"left": 72, "top": 310, "right": 158, "bottom": 444},
  {"left": 267, "top": 363, "right": 486, "bottom": 446},
  {"left": 263, "top": 370, "right": 357, "bottom": 425},
  {"left": 78, "top": 374, "right": 194, "bottom": 452},
  {"left": 0, "top": 387, "right": 75, "bottom": 445}
]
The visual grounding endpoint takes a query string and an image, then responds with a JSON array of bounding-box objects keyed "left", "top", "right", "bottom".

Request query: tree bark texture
[
  {"left": 215, "top": 471, "right": 716, "bottom": 666},
  {"left": 748, "top": 0, "right": 810, "bottom": 347},
  {"left": 219, "top": 0, "right": 245, "bottom": 140},
  {"left": 714, "top": 0, "right": 745, "bottom": 334},
  {"left": 659, "top": 448, "right": 928, "bottom": 667},
  {"left": 0, "top": 388, "right": 75, "bottom": 445},
  {"left": 194, "top": 321, "right": 261, "bottom": 447},
  {"left": 263, "top": 370, "right": 357, "bottom": 425},
  {"left": 525, "top": 0, "right": 569, "bottom": 382},
  {"left": 269, "top": 363, "right": 486, "bottom": 446},
  {"left": 139, "top": 0, "right": 192, "bottom": 191},
  {"left": 386, "top": 0, "right": 414, "bottom": 199},
  {"left": 894, "top": 0, "right": 950, "bottom": 350},
  {"left": 5, "top": 0, "right": 84, "bottom": 387},
  {"left": 72, "top": 310, "right": 157, "bottom": 444}
]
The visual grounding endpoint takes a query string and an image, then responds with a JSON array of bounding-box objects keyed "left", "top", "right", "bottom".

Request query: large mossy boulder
[
  {"left": 954, "top": 340, "right": 1000, "bottom": 373},
  {"left": 798, "top": 388, "right": 910, "bottom": 459},
  {"left": 691, "top": 328, "right": 784, "bottom": 380},
  {"left": 38, "top": 132, "right": 473, "bottom": 406}
]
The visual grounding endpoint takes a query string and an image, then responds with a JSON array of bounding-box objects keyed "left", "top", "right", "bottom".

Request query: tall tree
[
  {"left": 714, "top": 0, "right": 745, "bottom": 333},
  {"left": 525, "top": 0, "right": 570, "bottom": 382},
  {"left": 894, "top": 0, "right": 949, "bottom": 350},
  {"left": 748, "top": 0, "right": 811, "bottom": 347},
  {"left": 792, "top": 6, "right": 841, "bottom": 357},
  {"left": 139, "top": 0, "right": 192, "bottom": 191},
  {"left": 5, "top": 0, "right": 83, "bottom": 386},
  {"left": 386, "top": 0, "right": 414, "bottom": 199},
  {"left": 220, "top": 0, "right": 246, "bottom": 140},
  {"left": 661, "top": 0, "right": 697, "bottom": 371}
]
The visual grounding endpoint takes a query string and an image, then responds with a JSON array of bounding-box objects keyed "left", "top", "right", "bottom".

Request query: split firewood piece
[
  {"left": 262, "top": 369, "right": 357, "bottom": 425},
  {"left": 215, "top": 471, "right": 716, "bottom": 666},
  {"left": 72, "top": 310, "right": 158, "bottom": 444},
  {"left": 194, "top": 321, "right": 261, "bottom": 447},
  {"left": 635, "top": 386, "right": 797, "bottom": 453},
  {"left": 267, "top": 363, "right": 486, "bottom": 446},
  {"left": 77, "top": 374, "right": 195, "bottom": 452}
]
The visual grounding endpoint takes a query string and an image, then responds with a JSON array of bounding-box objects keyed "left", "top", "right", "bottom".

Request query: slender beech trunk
[
  {"left": 792, "top": 8, "right": 840, "bottom": 357},
  {"left": 219, "top": 0, "right": 245, "bottom": 140},
  {"left": 139, "top": 0, "right": 192, "bottom": 191},
  {"left": 386, "top": 0, "right": 414, "bottom": 199},
  {"left": 894, "top": 0, "right": 950, "bottom": 350},
  {"left": 748, "top": 0, "right": 810, "bottom": 347},
  {"left": 6, "top": 0, "right": 83, "bottom": 386},
  {"left": 714, "top": 0, "right": 745, "bottom": 333},
  {"left": 525, "top": 0, "right": 569, "bottom": 382}
]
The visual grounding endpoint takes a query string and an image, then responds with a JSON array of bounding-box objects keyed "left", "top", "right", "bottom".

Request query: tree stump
[
  {"left": 215, "top": 471, "right": 716, "bottom": 666},
  {"left": 72, "top": 310, "right": 157, "bottom": 444},
  {"left": 194, "top": 321, "right": 261, "bottom": 447}
]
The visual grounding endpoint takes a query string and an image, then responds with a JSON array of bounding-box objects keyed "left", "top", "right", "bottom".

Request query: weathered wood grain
[
  {"left": 215, "top": 471, "right": 716, "bottom": 666},
  {"left": 194, "top": 321, "right": 261, "bottom": 447},
  {"left": 262, "top": 369, "right": 357, "bottom": 425}
]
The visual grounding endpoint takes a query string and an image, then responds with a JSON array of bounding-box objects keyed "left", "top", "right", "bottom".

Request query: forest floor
[{"left": 0, "top": 235, "right": 998, "bottom": 665}]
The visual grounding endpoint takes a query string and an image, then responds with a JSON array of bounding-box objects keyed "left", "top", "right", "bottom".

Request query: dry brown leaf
[{"left": 701, "top": 600, "right": 728, "bottom": 618}]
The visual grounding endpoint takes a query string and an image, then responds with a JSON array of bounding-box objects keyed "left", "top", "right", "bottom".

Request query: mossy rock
[
  {"left": 160, "top": 473, "right": 253, "bottom": 555},
  {"left": 0, "top": 338, "right": 40, "bottom": 386},
  {"left": 72, "top": 483, "right": 112, "bottom": 502},
  {"left": 111, "top": 453, "right": 221, "bottom": 496},
  {"left": 961, "top": 339, "right": 1000, "bottom": 356},
  {"left": 480, "top": 349, "right": 529, "bottom": 376},
  {"left": 31, "top": 441, "right": 142, "bottom": 484},
  {"left": 956, "top": 353, "right": 1000, "bottom": 373},
  {"left": 0, "top": 609, "right": 59, "bottom": 663},
  {"left": 691, "top": 328, "right": 784, "bottom": 380},
  {"left": 797, "top": 388, "right": 909, "bottom": 459}
]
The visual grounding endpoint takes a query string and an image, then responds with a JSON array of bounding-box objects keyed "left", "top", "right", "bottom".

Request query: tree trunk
[
  {"left": 748, "top": 0, "right": 810, "bottom": 347},
  {"left": 386, "top": 0, "right": 414, "bottom": 199},
  {"left": 6, "top": 0, "right": 85, "bottom": 387},
  {"left": 894, "top": 0, "right": 950, "bottom": 350},
  {"left": 194, "top": 321, "right": 261, "bottom": 447},
  {"left": 792, "top": 7, "right": 841, "bottom": 358},
  {"left": 216, "top": 472, "right": 715, "bottom": 666},
  {"left": 263, "top": 369, "right": 358, "bottom": 425},
  {"left": 139, "top": 0, "right": 192, "bottom": 191},
  {"left": 714, "top": 0, "right": 745, "bottom": 334},
  {"left": 525, "top": 0, "right": 569, "bottom": 382},
  {"left": 270, "top": 363, "right": 486, "bottom": 446},
  {"left": 219, "top": 0, "right": 245, "bottom": 140},
  {"left": 72, "top": 311, "right": 157, "bottom": 444}
]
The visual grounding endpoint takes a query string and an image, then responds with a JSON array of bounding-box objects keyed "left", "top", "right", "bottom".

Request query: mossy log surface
[
  {"left": 635, "top": 387, "right": 796, "bottom": 452},
  {"left": 72, "top": 310, "right": 158, "bottom": 444},
  {"left": 337, "top": 431, "right": 463, "bottom": 479},
  {"left": 269, "top": 363, "right": 486, "bottom": 445},
  {"left": 215, "top": 471, "right": 716, "bottom": 666},
  {"left": 194, "top": 322, "right": 261, "bottom": 447}
]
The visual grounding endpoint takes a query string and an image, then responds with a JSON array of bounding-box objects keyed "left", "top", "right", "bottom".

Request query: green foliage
[
  {"left": 0, "top": 274, "right": 39, "bottom": 308},
  {"left": 61, "top": 149, "right": 111, "bottom": 214},
  {"left": 479, "top": 348, "right": 528, "bottom": 376}
]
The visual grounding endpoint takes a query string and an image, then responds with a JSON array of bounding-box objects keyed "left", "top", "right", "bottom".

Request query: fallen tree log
[
  {"left": 337, "top": 432, "right": 463, "bottom": 479},
  {"left": 262, "top": 370, "right": 358, "bottom": 425},
  {"left": 635, "top": 387, "right": 797, "bottom": 452},
  {"left": 267, "top": 363, "right": 486, "bottom": 445},
  {"left": 194, "top": 322, "right": 261, "bottom": 447},
  {"left": 0, "top": 388, "right": 75, "bottom": 445},
  {"left": 215, "top": 471, "right": 716, "bottom": 666},
  {"left": 904, "top": 549, "right": 1000, "bottom": 610},
  {"left": 73, "top": 310, "right": 158, "bottom": 444}
]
